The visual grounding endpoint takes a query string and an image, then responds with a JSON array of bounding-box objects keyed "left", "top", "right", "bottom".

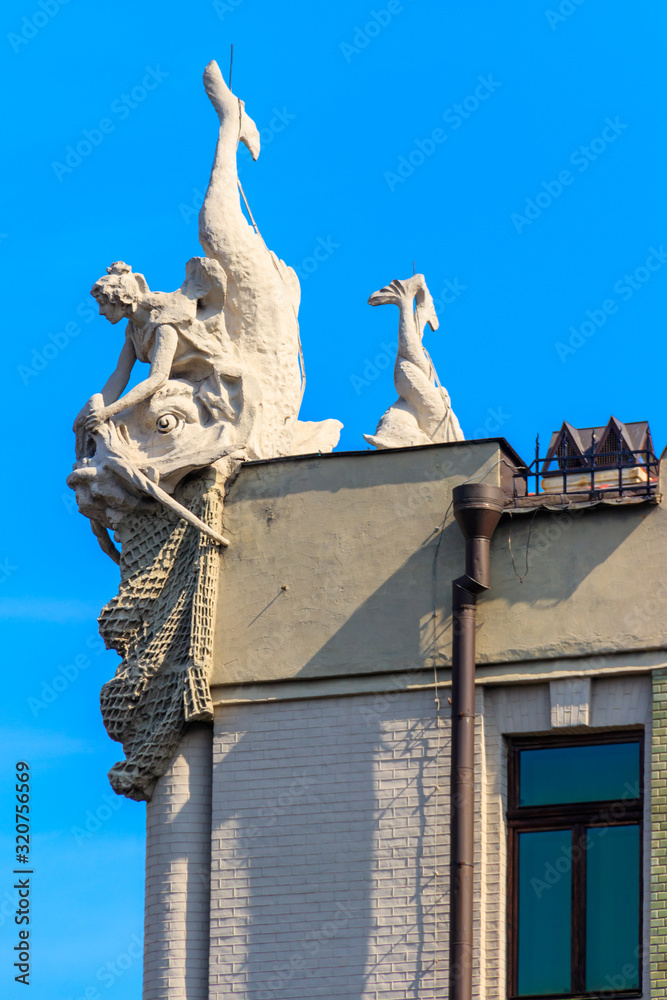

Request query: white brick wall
[
  {"left": 205, "top": 675, "right": 651, "bottom": 1000},
  {"left": 210, "top": 690, "right": 450, "bottom": 999},
  {"left": 144, "top": 723, "right": 212, "bottom": 1000},
  {"left": 477, "top": 685, "right": 506, "bottom": 1000}
]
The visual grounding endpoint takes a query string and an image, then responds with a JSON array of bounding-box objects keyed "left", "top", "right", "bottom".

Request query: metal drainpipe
[{"left": 449, "top": 483, "right": 505, "bottom": 1000}]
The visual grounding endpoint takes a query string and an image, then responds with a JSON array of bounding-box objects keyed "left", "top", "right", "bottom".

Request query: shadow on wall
[
  {"left": 290, "top": 519, "right": 462, "bottom": 679},
  {"left": 211, "top": 694, "right": 444, "bottom": 999},
  {"left": 293, "top": 502, "right": 653, "bottom": 677},
  {"left": 492, "top": 504, "right": 651, "bottom": 605}
]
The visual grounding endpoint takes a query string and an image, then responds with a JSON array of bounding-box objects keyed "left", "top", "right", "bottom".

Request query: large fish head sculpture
[{"left": 67, "top": 370, "right": 257, "bottom": 560}]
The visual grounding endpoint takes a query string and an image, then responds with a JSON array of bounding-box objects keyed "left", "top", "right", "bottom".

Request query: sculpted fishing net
[{"left": 98, "top": 476, "right": 223, "bottom": 800}]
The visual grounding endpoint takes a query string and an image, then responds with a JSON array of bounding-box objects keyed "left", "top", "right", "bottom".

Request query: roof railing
[{"left": 520, "top": 445, "right": 659, "bottom": 499}]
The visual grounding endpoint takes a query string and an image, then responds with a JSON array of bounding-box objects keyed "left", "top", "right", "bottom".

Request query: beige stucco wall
[{"left": 212, "top": 441, "right": 667, "bottom": 690}]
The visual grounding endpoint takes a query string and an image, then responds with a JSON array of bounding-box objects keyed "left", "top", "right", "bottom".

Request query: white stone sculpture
[
  {"left": 70, "top": 257, "right": 250, "bottom": 553},
  {"left": 363, "top": 274, "right": 464, "bottom": 449},
  {"left": 66, "top": 61, "right": 343, "bottom": 799},
  {"left": 98, "top": 469, "right": 224, "bottom": 801},
  {"left": 68, "top": 59, "right": 342, "bottom": 561}
]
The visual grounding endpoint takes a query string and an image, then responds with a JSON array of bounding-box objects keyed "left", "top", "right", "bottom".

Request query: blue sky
[{"left": 1, "top": 0, "right": 666, "bottom": 996}]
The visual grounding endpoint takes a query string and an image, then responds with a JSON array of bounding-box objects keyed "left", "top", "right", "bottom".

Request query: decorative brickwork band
[{"left": 651, "top": 668, "right": 667, "bottom": 993}]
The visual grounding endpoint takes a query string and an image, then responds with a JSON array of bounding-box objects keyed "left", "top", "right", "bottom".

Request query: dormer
[
  {"left": 538, "top": 417, "right": 656, "bottom": 496},
  {"left": 543, "top": 421, "right": 585, "bottom": 473}
]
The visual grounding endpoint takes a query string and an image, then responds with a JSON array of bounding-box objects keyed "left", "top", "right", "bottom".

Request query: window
[
  {"left": 595, "top": 428, "right": 633, "bottom": 467},
  {"left": 595, "top": 428, "right": 621, "bottom": 467},
  {"left": 507, "top": 733, "right": 643, "bottom": 999},
  {"left": 556, "top": 434, "right": 583, "bottom": 470}
]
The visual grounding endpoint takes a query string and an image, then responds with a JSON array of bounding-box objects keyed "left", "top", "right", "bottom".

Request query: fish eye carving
[{"left": 156, "top": 413, "right": 180, "bottom": 434}]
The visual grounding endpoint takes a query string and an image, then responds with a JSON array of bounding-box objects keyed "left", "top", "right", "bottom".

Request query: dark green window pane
[
  {"left": 518, "top": 830, "right": 572, "bottom": 996},
  {"left": 586, "top": 825, "right": 640, "bottom": 992},
  {"left": 519, "top": 742, "right": 640, "bottom": 806}
]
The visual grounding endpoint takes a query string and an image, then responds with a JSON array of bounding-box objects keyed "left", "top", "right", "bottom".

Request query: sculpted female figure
[
  {"left": 75, "top": 257, "right": 248, "bottom": 447},
  {"left": 70, "top": 258, "right": 256, "bottom": 552}
]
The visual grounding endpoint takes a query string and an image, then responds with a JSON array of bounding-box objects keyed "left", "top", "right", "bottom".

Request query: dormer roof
[{"left": 543, "top": 417, "right": 653, "bottom": 471}]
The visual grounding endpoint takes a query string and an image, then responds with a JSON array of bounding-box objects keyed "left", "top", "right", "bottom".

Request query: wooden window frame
[{"left": 506, "top": 731, "right": 644, "bottom": 1000}]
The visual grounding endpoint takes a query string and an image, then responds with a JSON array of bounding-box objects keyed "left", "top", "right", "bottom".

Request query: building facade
[{"left": 137, "top": 435, "right": 667, "bottom": 1000}]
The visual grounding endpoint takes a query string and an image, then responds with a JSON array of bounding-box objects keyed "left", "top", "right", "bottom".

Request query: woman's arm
[
  {"left": 86, "top": 325, "right": 179, "bottom": 427},
  {"left": 74, "top": 332, "right": 137, "bottom": 431},
  {"left": 100, "top": 333, "right": 138, "bottom": 405}
]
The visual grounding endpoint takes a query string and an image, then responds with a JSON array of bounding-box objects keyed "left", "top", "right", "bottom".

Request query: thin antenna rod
[{"left": 229, "top": 43, "right": 234, "bottom": 90}]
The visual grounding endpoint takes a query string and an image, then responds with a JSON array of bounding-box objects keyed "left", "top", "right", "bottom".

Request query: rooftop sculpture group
[
  {"left": 67, "top": 60, "right": 463, "bottom": 799},
  {"left": 69, "top": 61, "right": 342, "bottom": 564}
]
